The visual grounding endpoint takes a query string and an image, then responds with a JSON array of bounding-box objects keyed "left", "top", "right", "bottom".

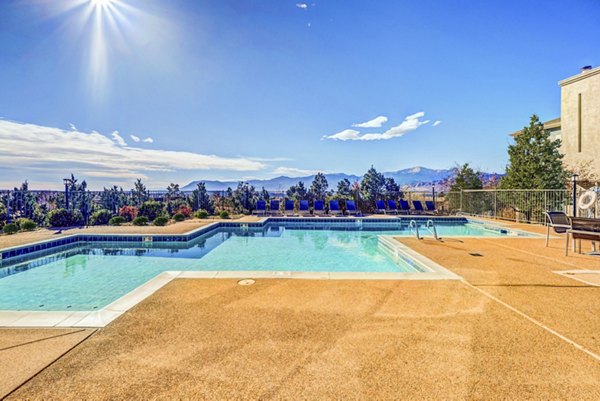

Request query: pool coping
[{"left": 0, "top": 236, "right": 461, "bottom": 328}]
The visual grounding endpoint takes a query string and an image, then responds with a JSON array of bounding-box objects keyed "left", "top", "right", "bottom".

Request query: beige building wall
[{"left": 559, "top": 67, "right": 600, "bottom": 175}]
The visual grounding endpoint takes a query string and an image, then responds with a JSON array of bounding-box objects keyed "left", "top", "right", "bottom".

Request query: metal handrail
[
  {"left": 408, "top": 220, "right": 421, "bottom": 240},
  {"left": 426, "top": 219, "right": 441, "bottom": 241}
]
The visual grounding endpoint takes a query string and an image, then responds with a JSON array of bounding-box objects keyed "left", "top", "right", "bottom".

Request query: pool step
[{"left": 377, "top": 236, "right": 426, "bottom": 273}]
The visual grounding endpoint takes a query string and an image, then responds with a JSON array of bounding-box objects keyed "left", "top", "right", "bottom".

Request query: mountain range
[{"left": 182, "top": 166, "right": 502, "bottom": 192}]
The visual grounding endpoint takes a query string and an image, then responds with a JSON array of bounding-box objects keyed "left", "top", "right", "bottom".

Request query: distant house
[{"left": 512, "top": 65, "right": 600, "bottom": 175}]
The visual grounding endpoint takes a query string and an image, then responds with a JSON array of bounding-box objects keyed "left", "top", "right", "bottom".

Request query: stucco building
[{"left": 512, "top": 65, "right": 600, "bottom": 176}]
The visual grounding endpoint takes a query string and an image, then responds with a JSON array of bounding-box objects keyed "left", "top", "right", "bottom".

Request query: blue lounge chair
[
  {"left": 412, "top": 200, "right": 425, "bottom": 214},
  {"left": 299, "top": 200, "right": 310, "bottom": 216},
  {"left": 346, "top": 200, "right": 360, "bottom": 216},
  {"left": 284, "top": 199, "right": 295, "bottom": 216},
  {"left": 314, "top": 200, "right": 326, "bottom": 216},
  {"left": 425, "top": 201, "right": 437, "bottom": 214},
  {"left": 387, "top": 200, "right": 399, "bottom": 215},
  {"left": 270, "top": 199, "right": 281, "bottom": 216},
  {"left": 376, "top": 200, "right": 387, "bottom": 214},
  {"left": 253, "top": 200, "right": 267, "bottom": 215},
  {"left": 399, "top": 199, "right": 411, "bottom": 214},
  {"left": 329, "top": 200, "right": 342, "bottom": 216}
]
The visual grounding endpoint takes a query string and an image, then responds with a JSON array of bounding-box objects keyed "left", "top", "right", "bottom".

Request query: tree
[
  {"left": 500, "top": 114, "right": 567, "bottom": 189},
  {"left": 232, "top": 182, "right": 257, "bottom": 213},
  {"left": 131, "top": 178, "right": 149, "bottom": 206},
  {"left": 191, "top": 182, "right": 213, "bottom": 212},
  {"left": 384, "top": 177, "right": 401, "bottom": 200},
  {"left": 360, "top": 166, "right": 386, "bottom": 204},
  {"left": 336, "top": 178, "right": 351, "bottom": 199},
  {"left": 450, "top": 164, "right": 483, "bottom": 191},
  {"left": 286, "top": 181, "right": 308, "bottom": 201},
  {"left": 309, "top": 173, "right": 329, "bottom": 200},
  {"left": 259, "top": 187, "right": 270, "bottom": 201}
]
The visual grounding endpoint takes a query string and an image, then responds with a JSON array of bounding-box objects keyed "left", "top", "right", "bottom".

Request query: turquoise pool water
[{"left": 0, "top": 221, "right": 531, "bottom": 311}]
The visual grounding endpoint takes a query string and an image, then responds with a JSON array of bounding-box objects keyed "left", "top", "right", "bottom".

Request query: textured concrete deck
[{"left": 2, "top": 220, "right": 600, "bottom": 399}]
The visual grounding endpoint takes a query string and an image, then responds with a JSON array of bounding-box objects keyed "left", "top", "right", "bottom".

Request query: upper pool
[{"left": 0, "top": 218, "right": 535, "bottom": 311}]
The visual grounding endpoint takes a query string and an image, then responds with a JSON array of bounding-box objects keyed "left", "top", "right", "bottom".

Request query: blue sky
[{"left": 0, "top": 0, "right": 599, "bottom": 189}]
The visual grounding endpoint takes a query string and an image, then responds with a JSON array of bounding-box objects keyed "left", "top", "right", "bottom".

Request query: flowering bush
[
  {"left": 119, "top": 205, "right": 138, "bottom": 222},
  {"left": 175, "top": 205, "right": 192, "bottom": 217}
]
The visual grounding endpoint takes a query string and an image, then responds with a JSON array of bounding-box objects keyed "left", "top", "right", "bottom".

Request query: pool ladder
[{"left": 409, "top": 219, "right": 442, "bottom": 241}]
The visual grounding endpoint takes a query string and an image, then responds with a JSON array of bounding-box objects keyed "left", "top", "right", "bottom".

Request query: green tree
[
  {"left": 384, "top": 177, "right": 401, "bottom": 200},
  {"left": 360, "top": 166, "right": 386, "bottom": 211},
  {"left": 336, "top": 178, "right": 351, "bottom": 199},
  {"left": 309, "top": 173, "right": 329, "bottom": 200},
  {"left": 259, "top": 187, "right": 270, "bottom": 201},
  {"left": 232, "top": 182, "right": 257, "bottom": 213},
  {"left": 131, "top": 178, "right": 149, "bottom": 206},
  {"left": 190, "top": 182, "right": 213, "bottom": 213},
  {"left": 286, "top": 181, "right": 308, "bottom": 201},
  {"left": 500, "top": 114, "right": 567, "bottom": 189},
  {"left": 450, "top": 164, "right": 483, "bottom": 191}
]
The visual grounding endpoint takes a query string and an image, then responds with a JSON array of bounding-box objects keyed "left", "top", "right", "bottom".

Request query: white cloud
[
  {"left": 433, "top": 120, "right": 442, "bottom": 127},
  {"left": 142, "top": 137, "right": 154, "bottom": 143},
  {"left": 296, "top": 3, "right": 308, "bottom": 9},
  {"left": 321, "top": 129, "right": 361, "bottom": 141},
  {"left": 352, "top": 116, "right": 388, "bottom": 128},
  {"left": 0, "top": 120, "right": 266, "bottom": 180},
  {"left": 323, "top": 112, "right": 430, "bottom": 141},
  {"left": 69, "top": 123, "right": 78, "bottom": 131},
  {"left": 111, "top": 131, "right": 127, "bottom": 146},
  {"left": 130, "top": 135, "right": 141, "bottom": 142},
  {"left": 273, "top": 167, "right": 320, "bottom": 177}
]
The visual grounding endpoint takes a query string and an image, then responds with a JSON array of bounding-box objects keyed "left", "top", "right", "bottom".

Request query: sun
[{"left": 90, "top": 0, "right": 114, "bottom": 7}]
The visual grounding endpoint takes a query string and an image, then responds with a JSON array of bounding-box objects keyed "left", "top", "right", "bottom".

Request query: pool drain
[{"left": 238, "top": 279, "right": 255, "bottom": 286}]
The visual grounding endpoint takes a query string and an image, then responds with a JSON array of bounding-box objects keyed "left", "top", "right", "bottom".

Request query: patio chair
[
  {"left": 399, "top": 199, "right": 411, "bottom": 214},
  {"left": 253, "top": 200, "right": 267, "bottom": 215},
  {"left": 376, "top": 200, "right": 387, "bottom": 214},
  {"left": 284, "top": 199, "right": 295, "bottom": 216},
  {"left": 299, "top": 200, "right": 310, "bottom": 216},
  {"left": 329, "top": 200, "right": 342, "bottom": 216},
  {"left": 412, "top": 200, "right": 425, "bottom": 214},
  {"left": 269, "top": 199, "right": 281, "bottom": 216},
  {"left": 313, "top": 200, "right": 326, "bottom": 216},
  {"left": 565, "top": 217, "right": 600, "bottom": 256},
  {"left": 544, "top": 211, "right": 571, "bottom": 247},
  {"left": 387, "top": 200, "right": 399, "bottom": 215},
  {"left": 425, "top": 201, "right": 437, "bottom": 214},
  {"left": 346, "top": 200, "right": 360, "bottom": 216}
]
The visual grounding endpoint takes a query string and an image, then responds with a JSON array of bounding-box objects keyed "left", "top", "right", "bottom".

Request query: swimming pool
[{"left": 0, "top": 218, "right": 534, "bottom": 313}]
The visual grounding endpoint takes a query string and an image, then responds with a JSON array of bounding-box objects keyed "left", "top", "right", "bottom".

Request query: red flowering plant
[
  {"left": 118, "top": 205, "right": 139, "bottom": 222},
  {"left": 175, "top": 205, "right": 192, "bottom": 218}
]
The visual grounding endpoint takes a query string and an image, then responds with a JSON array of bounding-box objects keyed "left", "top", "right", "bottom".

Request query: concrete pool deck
[{"left": 1, "top": 219, "right": 600, "bottom": 399}]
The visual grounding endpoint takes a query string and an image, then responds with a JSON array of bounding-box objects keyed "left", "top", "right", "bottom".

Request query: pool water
[{"left": 0, "top": 221, "right": 530, "bottom": 311}]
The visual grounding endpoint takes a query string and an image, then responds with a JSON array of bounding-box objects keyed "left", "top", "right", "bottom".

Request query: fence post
[
  {"left": 459, "top": 190, "right": 463, "bottom": 212},
  {"left": 494, "top": 190, "right": 497, "bottom": 219}
]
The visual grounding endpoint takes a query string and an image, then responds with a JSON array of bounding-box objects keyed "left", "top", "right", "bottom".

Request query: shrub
[
  {"left": 109, "top": 216, "right": 126, "bottom": 226},
  {"left": 118, "top": 205, "right": 138, "bottom": 222},
  {"left": 139, "top": 201, "right": 164, "bottom": 221},
  {"left": 47, "top": 209, "right": 83, "bottom": 228},
  {"left": 0, "top": 203, "right": 7, "bottom": 229},
  {"left": 194, "top": 210, "right": 209, "bottom": 219},
  {"left": 218, "top": 210, "right": 230, "bottom": 219},
  {"left": 90, "top": 209, "right": 113, "bottom": 226},
  {"left": 17, "top": 218, "right": 37, "bottom": 231},
  {"left": 132, "top": 216, "right": 149, "bottom": 226},
  {"left": 153, "top": 216, "right": 169, "bottom": 226},
  {"left": 175, "top": 205, "right": 192, "bottom": 217},
  {"left": 172, "top": 213, "right": 185, "bottom": 222},
  {"left": 3, "top": 223, "right": 18, "bottom": 235}
]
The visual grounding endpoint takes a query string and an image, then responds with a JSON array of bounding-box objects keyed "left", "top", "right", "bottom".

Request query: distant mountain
[{"left": 182, "top": 166, "right": 502, "bottom": 192}]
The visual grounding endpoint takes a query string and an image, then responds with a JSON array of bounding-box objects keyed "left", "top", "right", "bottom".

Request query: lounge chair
[
  {"left": 269, "top": 199, "right": 281, "bottom": 216},
  {"left": 253, "top": 200, "right": 267, "bottom": 215},
  {"left": 544, "top": 211, "right": 571, "bottom": 247},
  {"left": 376, "top": 200, "right": 387, "bottom": 214},
  {"left": 346, "top": 200, "right": 360, "bottom": 216},
  {"left": 412, "top": 200, "right": 425, "bottom": 214},
  {"left": 299, "top": 200, "right": 310, "bottom": 216},
  {"left": 329, "top": 200, "right": 342, "bottom": 216},
  {"left": 387, "top": 200, "right": 399, "bottom": 215},
  {"left": 399, "top": 199, "right": 411, "bottom": 214},
  {"left": 425, "top": 201, "right": 437, "bottom": 214},
  {"left": 566, "top": 217, "right": 600, "bottom": 256},
  {"left": 284, "top": 199, "right": 295, "bottom": 216},
  {"left": 313, "top": 200, "right": 326, "bottom": 216}
]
